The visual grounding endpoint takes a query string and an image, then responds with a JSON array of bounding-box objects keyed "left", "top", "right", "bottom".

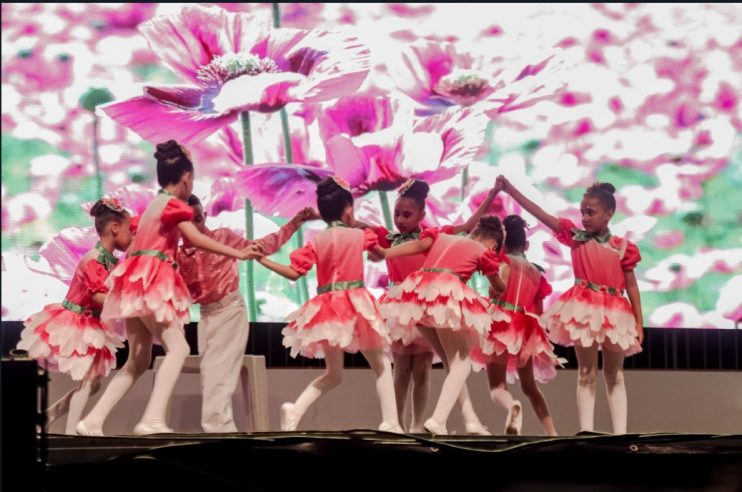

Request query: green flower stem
[
  {"left": 241, "top": 111, "right": 258, "bottom": 322},
  {"left": 379, "top": 191, "right": 394, "bottom": 230}
]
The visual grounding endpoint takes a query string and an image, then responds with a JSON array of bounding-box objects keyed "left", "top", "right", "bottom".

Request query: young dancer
[
  {"left": 473, "top": 215, "right": 562, "bottom": 436},
  {"left": 375, "top": 213, "right": 507, "bottom": 435},
  {"left": 371, "top": 178, "right": 499, "bottom": 434},
  {"left": 498, "top": 176, "right": 643, "bottom": 434},
  {"left": 17, "top": 198, "right": 132, "bottom": 434},
  {"left": 76, "top": 140, "right": 261, "bottom": 436},
  {"left": 256, "top": 177, "right": 402, "bottom": 433}
]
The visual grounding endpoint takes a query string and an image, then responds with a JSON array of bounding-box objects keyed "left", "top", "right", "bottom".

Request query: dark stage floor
[{"left": 11, "top": 431, "right": 742, "bottom": 491}]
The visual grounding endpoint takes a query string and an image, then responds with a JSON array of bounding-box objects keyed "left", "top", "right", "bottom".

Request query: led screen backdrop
[{"left": 2, "top": 3, "right": 740, "bottom": 327}]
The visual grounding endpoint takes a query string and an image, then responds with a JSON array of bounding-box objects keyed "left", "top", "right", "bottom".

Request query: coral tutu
[
  {"left": 18, "top": 304, "right": 124, "bottom": 380},
  {"left": 544, "top": 281, "right": 640, "bottom": 354},
  {"left": 282, "top": 287, "right": 391, "bottom": 359},
  {"left": 102, "top": 255, "right": 191, "bottom": 327},
  {"left": 472, "top": 306, "right": 565, "bottom": 383},
  {"left": 381, "top": 270, "right": 492, "bottom": 345}
]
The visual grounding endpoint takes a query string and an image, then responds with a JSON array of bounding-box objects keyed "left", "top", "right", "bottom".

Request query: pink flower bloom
[
  {"left": 81, "top": 184, "right": 157, "bottom": 216},
  {"left": 391, "top": 39, "right": 563, "bottom": 116},
  {"left": 29, "top": 226, "right": 98, "bottom": 286},
  {"left": 325, "top": 97, "right": 488, "bottom": 192},
  {"left": 102, "top": 5, "right": 371, "bottom": 146},
  {"left": 654, "top": 231, "right": 685, "bottom": 249},
  {"left": 205, "top": 177, "right": 244, "bottom": 217},
  {"left": 236, "top": 96, "right": 488, "bottom": 217},
  {"left": 234, "top": 163, "right": 333, "bottom": 217}
]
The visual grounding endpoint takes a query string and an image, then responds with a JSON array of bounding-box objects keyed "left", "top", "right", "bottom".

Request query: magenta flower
[
  {"left": 390, "top": 39, "right": 562, "bottom": 116},
  {"left": 81, "top": 184, "right": 157, "bottom": 217},
  {"left": 323, "top": 96, "right": 488, "bottom": 192},
  {"left": 101, "top": 4, "right": 371, "bottom": 146},
  {"left": 235, "top": 97, "right": 488, "bottom": 217},
  {"left": 187, "top": 127, "right": 244, "bottom": 178},
  {"left": 205, "top": 177, "right": 244, "bottom": 217},
  {"left": 28, "top": 226, "right": 98, "bottom": 285},
  {"left": 249, "top": 106, "right": 325, "bottom": 167},
  {"left": 234, "top": 163, "right": 333, "bottom": 217}
]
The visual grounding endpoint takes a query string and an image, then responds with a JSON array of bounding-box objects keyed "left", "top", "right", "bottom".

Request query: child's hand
[
  {"left": 496, "top": 175, "right": 510, "bottom": 193},
  {"left": 367, "top": 246, "right": 386, "bottom": 262},
  {"left": 488, "top": 285, "right": 497, "bottom": 300},
  {"left": 493, "top": 177, "right": 505, "bottom": 194},
  {"left": 240, "top": 243, "right": 264, "bottom": 260},
  {"left": 635, "top": 323, "right": 644, "bottom": 346},
  {"left": 292, "top": 207, "right": 320, "bottom": 227},
  {"left": 489, "top": 284, "right": 504, "bottom": 300}
]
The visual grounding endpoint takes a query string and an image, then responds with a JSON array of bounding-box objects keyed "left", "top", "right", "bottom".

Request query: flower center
[
  {"left": 433, "top": 69, "right": 492, "bottom": 106},
  {"left": 197, "top": 53, "right": 279, "bottom": 85}
]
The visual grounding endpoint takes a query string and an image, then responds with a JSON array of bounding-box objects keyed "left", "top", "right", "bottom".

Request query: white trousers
[{"left": 197, "top": 290, "right": 249, "bottom": 433}]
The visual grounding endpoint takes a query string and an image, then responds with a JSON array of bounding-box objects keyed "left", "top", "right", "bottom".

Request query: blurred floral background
[{"left": 2, "top": 3, "right": 740, "bottom": 327}]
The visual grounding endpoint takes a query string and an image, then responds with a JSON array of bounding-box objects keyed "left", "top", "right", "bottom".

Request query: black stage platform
[
  {"left": 35, "top": 431, "right": 742, "bottom": 491},
  {"left": 3, "top": 323, "right": 741, "bottom": 491}
]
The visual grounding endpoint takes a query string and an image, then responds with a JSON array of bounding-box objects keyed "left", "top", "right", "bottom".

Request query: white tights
[
  {"left": 575, "top": 345, "right": 627, "bottom": 434},
  {"left": 78, "top": 316, "right": 189, "bottom": 433},
  {"left": 289, "top": 347, "right": 400, "bottom": 429},
  {"left": 47, "top": 366, "right": 102, "bottom": 435}
]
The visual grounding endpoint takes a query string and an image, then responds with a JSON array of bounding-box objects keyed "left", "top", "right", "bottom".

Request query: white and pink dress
[
  {"left": 102, "top": 192, "right": 194, "bottom": 327},
  {"left": 282, "top": 221, "right": 391, "bottom": 359},
  {"left": 381, "top": 226, "right": 501, "bottom": 344},
  {"left": 544, "top": 218, "right": 642, "bottom": 354},
  {"left": 472, "top": 253, "right": 564, "bottom": 383},
  {"left": 17, "top": 243, "right": 124, "bottom": 380},
  {"left": 372, "top": 225, "right": 434, "bottom": 355}
]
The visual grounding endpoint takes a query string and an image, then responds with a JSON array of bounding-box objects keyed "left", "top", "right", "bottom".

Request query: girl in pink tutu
[
  {"left": 257, "top": 177, "right": 402, "bottom": 433},
  {"left": 76, "top": 140, "right": 261, "bottom": 436},
  {"left": 376, "top": 214, "right": 507, "bottom": 435},
  {"left": 472, "top": 215, "right": 562, "bottom": 436},
  {"left": 369, "top": 178, "right": 499, "bottom": 434},
  {"left": 498, "top": 176, "right": 643, "bottom": 434},
  {"left": 17, "top": 198, "right": 132, "bottom": 434}
]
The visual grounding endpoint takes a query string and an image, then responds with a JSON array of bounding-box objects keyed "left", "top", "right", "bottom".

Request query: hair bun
[
  {"left": 503, "top": 215, "right": 526, "bottom": 230},
  {"left": 503, "top": 214, "right": 527, "bottom": 249},
  {"left": 400, "top": 179, "right": 430, "bottom": 201},
  {"left": 89, "top": 200, "right": 104, "bottom": 217},
  {"left": 588, "top": 181, "right": 616, "bottom": 195},
  {"left": 154, "top": 140, "right": 184, "bottom": 161},
  {"left": 316, "top": 178, "right": 341, "bottom": 197},
  {"left": 479, "top": 215, "right": 502, "bottom": 231}
]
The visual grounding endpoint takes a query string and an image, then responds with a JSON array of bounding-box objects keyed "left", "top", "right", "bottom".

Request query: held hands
[
  {"left": 495, "top": 175, "right": 510, "bottom": 194},
  {"left": 367, "top": 246, "right": 387, "bottom": 262},
  {"left": 291, "top": 207, "right": 320, "bottom": 227},
  {"left": 239, "top": 243, "right": 264, "bottom": 260},
  {"left": 488, "top": 284, "right": 504, "bottom": 300},
  {"left": 492, "top": 177, "right": 505, "bottom": 195}
]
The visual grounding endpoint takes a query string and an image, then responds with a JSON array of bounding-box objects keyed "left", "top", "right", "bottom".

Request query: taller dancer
[
  {"left": 77, "top": 140, "right": 261, "bottom": 436},
  {"left": 498, "top": 176, "right": 643, "bottom": 434}
]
